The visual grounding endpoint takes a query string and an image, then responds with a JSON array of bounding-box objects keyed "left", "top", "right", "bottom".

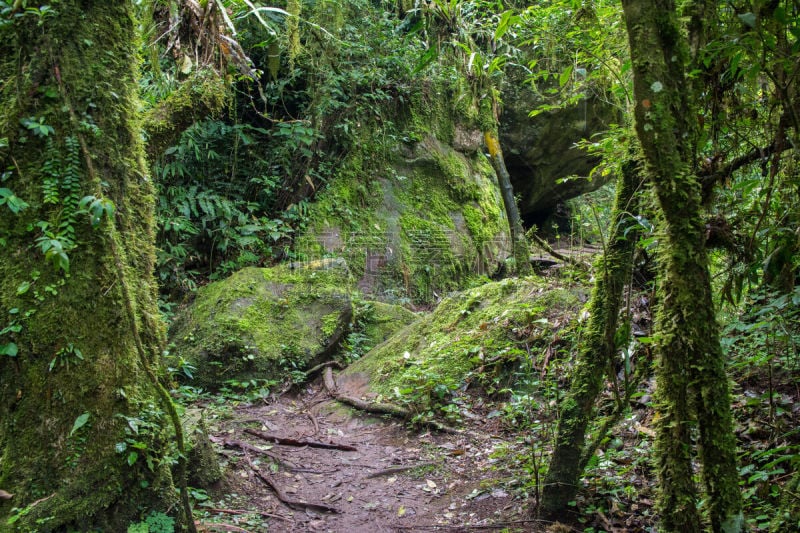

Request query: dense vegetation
[{"left": 0, "top": 0, "right": 798, "bottom": 531}]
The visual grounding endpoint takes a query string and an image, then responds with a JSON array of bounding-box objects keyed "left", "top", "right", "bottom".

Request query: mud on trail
[{"left": 193, "top": 374, "right": 541, "bottom": 533}]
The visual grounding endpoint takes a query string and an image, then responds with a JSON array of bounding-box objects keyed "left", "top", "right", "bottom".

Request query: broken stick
[{"left": 244, "top": 427, "right": 357, "bottom": 452}]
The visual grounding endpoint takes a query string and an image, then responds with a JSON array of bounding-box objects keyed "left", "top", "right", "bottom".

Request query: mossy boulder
[
  {"left": 296, "top": 133, "right": 511, "bottom": 305},
  {"left": 343, "top": 277, "right": 587, "bottom": 415},
  {"left": 169, "top": 260, "right": 353, "bottom": 388}
]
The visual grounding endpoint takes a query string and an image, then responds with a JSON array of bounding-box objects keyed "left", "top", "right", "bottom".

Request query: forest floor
[
  {"left": 193, "top": 375, "right": 542, "bottom": 533},
  {"left": 189, "top": 369, "right": 660, "bottom": 533}
]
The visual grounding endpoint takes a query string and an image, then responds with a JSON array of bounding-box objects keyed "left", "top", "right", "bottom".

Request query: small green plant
[
  {"left": 127, "top": 511, "right": 175, "bottom": 533},
  {"left": 48, "top": 343, "right": 84, "bottom": 372}
]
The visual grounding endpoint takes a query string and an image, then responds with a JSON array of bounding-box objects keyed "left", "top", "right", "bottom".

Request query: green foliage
[
  {"left": 115, "top": 403, "right": 172, "bottom": 473},
  {"left": 0, "top": 187, "right": 29, "bottom": 213},
  {"left": 49, "top": 343, "right": 84, "bottom": 372},
  {"left": 127, "top": 511, "right": 175, "bottom": 533},
  {"left": 154, "top": 120, "right": 297, "bottom": 294}
]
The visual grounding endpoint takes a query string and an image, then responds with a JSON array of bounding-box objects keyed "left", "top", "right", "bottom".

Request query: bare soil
[{"left": 193, "top": 377, "right": 547, "bottom": 533}]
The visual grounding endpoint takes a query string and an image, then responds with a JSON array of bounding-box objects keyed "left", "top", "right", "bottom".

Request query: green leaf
[
  {"left": 494, "top": 10, "right": 517, "bottom": 41},
  {"left": 127, "top": 451, "right": 139, "bottom": 466},
  {"left": 413, "top": 47, "right": 438, "bottom": 74},
  {"left": 0, "top": 343, "right": 18, "bottom": 357},
  {"left": 69, "top": 412, "right": 90, "bottom": 437},
  {"left": 559, "top": 64, "right": 574, "bottom": 87}
]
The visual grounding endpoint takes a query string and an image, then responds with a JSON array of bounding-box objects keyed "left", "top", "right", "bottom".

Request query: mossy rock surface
[
  {"left": 344, "top": 277, "right": 586, "bottom": 413},
  {"left": 359, "top": 301, "right": 418, "bottom": 350},
  {"left": 297, "top": 134, "right": 510, "bottom": 305},
  {"left": 169, "top": 260, "right": 353, "bottom": 388},
  {"left": 182, "top": 409, "right": 222, "bottom": 487}
]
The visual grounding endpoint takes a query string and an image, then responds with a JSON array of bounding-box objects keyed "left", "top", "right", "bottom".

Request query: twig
[
  {"left": 244, "top": 427, "right": 357, "bottom": 451},
  {"left": 365, "top": 461, "right": 438, "bottom": 479},
  {"left": 307, "top": 410, "right": 320, "bottom": 437},
  {"left": 252, "top": 468, "right": 341, "bottom": 514}
]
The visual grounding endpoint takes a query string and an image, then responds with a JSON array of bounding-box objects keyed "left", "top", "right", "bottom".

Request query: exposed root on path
[
  {"left": 251, "top": 468, "right": 341, "bottom": 514},
  {"left": 323, "top": 367, "right": 465, "bottom": 435}
]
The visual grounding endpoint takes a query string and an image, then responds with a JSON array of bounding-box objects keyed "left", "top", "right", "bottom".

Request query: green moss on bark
[
  {"left": 541, "top": 159, "right": 640, "bottom": 519},
  {"left": 0, "top": 3, "right": 181, "bottom": 530},
  {"left": 622, "top": 0, "right": 743, "bottom": 529}
]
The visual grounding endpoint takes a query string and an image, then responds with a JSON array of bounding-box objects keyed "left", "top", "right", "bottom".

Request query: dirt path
[{"left": 194, "top": 378, "right": 541, "bottom": 533}]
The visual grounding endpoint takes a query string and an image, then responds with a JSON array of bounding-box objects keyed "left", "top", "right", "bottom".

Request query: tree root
[
  {"left": 252, "top": 468, "right": 341, "bottom": 514},
  {"left": 244, "top": 428, "right": 357, "bottom": 451},
  {"left": 322, "top": 368, "right": 464, "bottom": 435}
]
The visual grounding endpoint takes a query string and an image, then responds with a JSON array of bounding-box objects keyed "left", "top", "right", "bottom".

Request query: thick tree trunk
[
  {"left": 621, "top": 0, "right": 743, "bottom": 531},
  {"left": 0, "top": 2, "right": 184, "bottom": 530},
  {"left": 540, "top": 159, "right": 639, "bottom": 518}
]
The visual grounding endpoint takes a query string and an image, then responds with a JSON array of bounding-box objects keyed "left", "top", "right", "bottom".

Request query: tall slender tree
[
  {"left": 541, "top": 157, "right": 641, "bottom": 517},
  {"left": 0, "top": 2, "right": 189, "bottom": 530},
  {"left": 620, "top": 0, "right": 743, "bottom": 530}
]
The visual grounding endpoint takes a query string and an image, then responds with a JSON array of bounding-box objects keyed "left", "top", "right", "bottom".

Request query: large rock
[
  {"left": 342, "top": 276, "right": 586, "bottom": 415},
  {"left": 296, "top": 132, "right": 512, "bottom": 305},
  {"left": 168, "top": 260, "right": 353, "bottom": 389},
  {"left": 499, "top": 77, "right": 618, "bottom": 224}
]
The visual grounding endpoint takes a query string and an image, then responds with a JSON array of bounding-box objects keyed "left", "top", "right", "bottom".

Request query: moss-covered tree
[
  {"left": 540, "top": 158, "right": 640, "bottom": 518},
  {"left": 621, "top": 0, "right": 743, "bottom": 530},
  {"left": 0, "top": 2, "right": 189, "bottom": 530}
]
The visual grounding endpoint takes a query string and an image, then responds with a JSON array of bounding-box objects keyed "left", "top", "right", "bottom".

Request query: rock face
[
  {"left": 342, "top": 276, "right": 586, "bottom": 416},
  {"left": 169, "top": 260, "right": 353, "bottom": 389},
  {"left": 499, "top": 79, "right": 618, "bottom": 224},
  {"left": 296, "top": 131, "right": 511, "bottom": 305}
]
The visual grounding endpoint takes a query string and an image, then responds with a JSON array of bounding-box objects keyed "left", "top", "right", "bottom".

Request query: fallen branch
[
  {"left": 323, "top": 367, "right": 409, "bottom": 417},
  {"left": 252, "top": 468, "right": 341, "bottom": 514},
  {"left": 196, "top": 522, "right": 252, "bottom": 533},
  {"left": 527, "top": 231, "right": 587, "bottom": 269},
  {"left": 303, "top": 360, "right": 344, "bottom": 379},
  {"left": 323, "top": 368, "right": 463, "bottom": 435},
  {"left": 390, "top": 519, "right": 558, "bottom": 530},
  {"left": 365, "top": 461, "right": 438, "bottom": 479},
  {"left": 244, "top": 427, "right": 357, "bottom": 452}
]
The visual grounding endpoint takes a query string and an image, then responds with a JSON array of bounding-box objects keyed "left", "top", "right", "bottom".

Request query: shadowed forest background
[{"left": 0, "top": 0, "right": 799, "bottom": 531}]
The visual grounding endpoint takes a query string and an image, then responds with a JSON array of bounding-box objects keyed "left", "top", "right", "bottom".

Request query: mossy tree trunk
[
  {"left": 0, "top": 3, "right": 186, "bottom": 530},
  {"left": 621, "top": 0, "right": 743, "bottom": 531},
  {"left": 540, "top": 159, "right": 640, "bottom": 518},
  {"left": 484, "top": 131, "right": 532, "bottom": 275}
]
